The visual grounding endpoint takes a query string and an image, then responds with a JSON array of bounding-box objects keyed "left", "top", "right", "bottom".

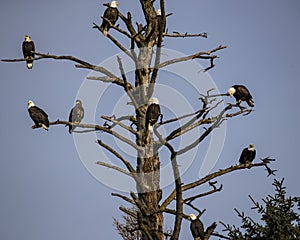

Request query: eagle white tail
[
  {"left": 103, "top": 29, "right": 108, "bottom": 37},
  {"left": 147, "top": 124, "right": 154, "bottom": 134},
  {"left": 42, "top": 124, "right": 49, "bottom": 131},
  {"left": 27, "top": 62, "right": 33, "bottom": 69},
  {"left": 247, "top": 99, "right": 254, "bottom": 107}
]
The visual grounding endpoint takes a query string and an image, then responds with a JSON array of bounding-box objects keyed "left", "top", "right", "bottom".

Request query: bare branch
[
  {"left": 96, "top": 139, "right": 147, "bottom": 194},
  {"left": 160, "top": 158, "right": 276, "bottom": 210},
  {"left": 148, "top": 0, "right": 166, "bottom": 99},
  {"left": 102, "top": 115, "right": 137, "bottom": 130},
  {"left": 96, "top": 161, "right": 132, "bottom": 177},
  {"left": 116, "top": 56, "right": 140, "bottom": 110},
  {"left": 204, "top": 222, "right": 217, "bottom": 240},
  {"left": 164, "top": 103, "right": 208, "bottom": 142},
  {"left": 34, "top": 51, "right": 94, "bottom": 67},
  {"left": 101, "top": 115, "right": 138, "bottom": 136},
  {"left": 112, "top": 192, "right": 136, "bottom": 205},
  {"left": 105, "top": 34, "right": 135, "bottom": 60},
  {"left": 92, "top": 23, "right": 134, "bottom": 60},
  {"left": 184, "top": 201, "right": 206, "bottom": 217},
  {"left": 162, "top": 208, "right": 189, "bottom": 220},
  {"left": 46, "top": 120, "right": 141, "bottom": 151},
  {"left": 184, "top": 181, "right": 223, "bottom": 203},
  {"left": 97, "top": 139, "right": 136, "bottom": 174},
  {"left": 164, "top": 32, "right": 207, "bottom": 38},
  {"left": 93, "top": 20, "right": 132, "bottom": 39},
  {"left": 183, "top": 158, "right": 276, "bottom": 193},
  {"left": 176, "top": 105, "right": 230, "bottom": 156},
  {"left": 119, "top": 11, "right": 139, "bottom": 41},
  {"left": 157, "top": 45, "right": 226, "bottom": 70},
  {"left": 1, "top": 56, "right": 44, "bottom": 62},
  {"left": 165, "top": 100, "right": 224, "bottom": 142},
  {"left": 119, "top": 206, "right": 138, "bottom": 219},
  {"left": 159, "top": 110, "right": 202, "bottom": 126},
  {"left": 12, "top": 51, "right": 126, "bottom": 84},
  {"left": 86, "top": 75, "right": 134, "bottom": 91}
]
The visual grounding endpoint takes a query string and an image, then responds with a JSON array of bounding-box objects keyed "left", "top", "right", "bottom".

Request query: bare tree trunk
[
  {"left": 135, "top": 41, "right": 163, "bottom": 238},
  {"left": 137, "top": 152, "right": 163, "bottom": 240}
]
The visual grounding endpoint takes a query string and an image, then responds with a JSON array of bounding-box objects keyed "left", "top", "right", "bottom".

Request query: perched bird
[
  {"left": 22, "top": 35, "right": 35, "bottom": 69},
  {"left": 153, "top": 9, "right": 165, "bottom": 43},
  {"left": 155, "top": 9, "right": 164, "bottom": 31},
  {"left": 68, "top": 100, "right": 84, "bottom": 134},
  {"left": 189, "top": 214, "right": 205, "bottom": 240},
  {"left": 27, "top": 100, "right": 49, "bottom": 131},
  {"left": 239, "top": 144, "right": 256, "bottom": 164},
  {"left": 100, "top": 1, "right": 119, "bottom": 37},
  {"left": 144, "top": 98, "right": 161, "bottom": 143},
  {"left": 145, "top": 97, "right": 161, "bottom": 134},
  {"left": 227, "top": 85, "right": 254, "bottom": 107}
]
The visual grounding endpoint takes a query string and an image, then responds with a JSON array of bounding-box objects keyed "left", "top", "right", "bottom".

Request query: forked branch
[
  {"left": 184, "top": 181, "right": 223, "bottom": 203},
  {"left": 101, "top": 115, "right": 138, "bottom": 136},
  {"left": 97, "top": 139, "right": 136, "bottom": 174},
  {"left": 158, "top": 45, "right": 227, "bottom": 70},
  {"left": 160, "top": 158, "right": 276, "bottom": 211},
  {"left": 43, "top": 120, "right": 141, "bottom": 151}
]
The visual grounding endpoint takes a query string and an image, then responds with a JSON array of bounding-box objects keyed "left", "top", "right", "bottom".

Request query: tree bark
[{"left": 136, "top": 102, "right": 164, "bottom": 240}]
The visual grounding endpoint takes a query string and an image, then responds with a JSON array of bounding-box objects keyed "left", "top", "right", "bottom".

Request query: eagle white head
[
  {"left": 227, "top": 87, "right": 236, "bottom": 97},
  {"left": 28, "top": 100, "right": 35, "bottom": 108},
  {"left": 156, "top": 9, "right": 162, "bottom": 16},
  {"left": 110, "top": 1, "right": 119, "bottom": 8},
  {"left": 149, "top": 97, "right": 159, "bottom": 105},
  {"left": 24, "top": 35, "right": 32, "bottom": 42},
  {"left": 189, "top": 214, "right": 197, "bottom": 221},
  {"left": 248, "top": 143, "right": 255, "bottom": 151}
]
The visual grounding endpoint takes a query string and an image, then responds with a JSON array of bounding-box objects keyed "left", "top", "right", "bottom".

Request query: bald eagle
[
  {"left": 189, "top": 214, "right": 205, "bottom": 240},
  {"left": 239, "top": 144, "right": 256, "bottom": 164},
  {"left": 153, "top": 9, "right": 166, "bottom": 44},
  {"left": 22, "top": 35, "right": 35, "bottom": 69},
  {"left": 155, "top": 9, "right": 165, "bottom": 33},
  {"left": 100, "top": 1, "right": 119, "bottom": 37},
  {"left": 68, "top": 100, "right": 84, "bottom": 134},
  {"left": 145, "top": 97, "right": 161, "bottom": 133},
  {"left": 227, "top": 85, "right": 254, "bottom": 107},
  {"left": 28, "top": 100, "right": 49, "bottom": 131}
]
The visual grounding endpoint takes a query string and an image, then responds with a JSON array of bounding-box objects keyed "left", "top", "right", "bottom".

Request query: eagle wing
[
  {"left": 104, "top": 7, "right": 119, "bottom": 24},
  {"left": 190, "top": 219, "right": 204, "bottom": 238},
  {"left": 145, "top": 104, "right": 161, "bottom": 127},
  {"left": 34, "top": 106, "right": 48, "bottom": 118},
  {"left": 239, "top": 148, "right": 248, "bottom": 164},
  {"left": 68, "top": 105, "right": 84, "bottom": 133},
  {"left": 74, "top": 106, "right": 84, "bottom": 122},
  {"left": 29, "top": 106, "right": 49, "bottom": 127},
  {"left": 22, "top": 41, "right": 35, "bottom": 58},
  {"left": 101, "top": 7, "right": 119, "bottom": 28},
  {"left": 237, "top": 85, "right": 253, "bottom": 99},
  {"left": 251, "top": 149, "right": 256, "bottom": 162}
]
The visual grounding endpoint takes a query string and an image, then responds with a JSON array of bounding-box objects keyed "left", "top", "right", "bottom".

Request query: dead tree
[{"left": 2, "top": 1, "right": 276, "bottom": 239}]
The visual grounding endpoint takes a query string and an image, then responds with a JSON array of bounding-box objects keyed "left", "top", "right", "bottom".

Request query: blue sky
[{"left": 0, "top": 0, "right": 300, "bottom": 239}]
